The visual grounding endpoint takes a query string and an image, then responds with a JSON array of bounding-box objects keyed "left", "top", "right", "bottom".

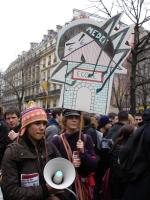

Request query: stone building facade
[{"left": 2, "top": 28, "right": 62, "bottom": 110}]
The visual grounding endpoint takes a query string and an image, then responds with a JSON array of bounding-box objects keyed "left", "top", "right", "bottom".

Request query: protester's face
[
  {"left": 110, "top": 116, "right": 118, "bottom": 125},
  {"left": 57, "top": 113, "right": 63, "bottom": 123},
  {"left": 105, "top": 122, "right": 112, "bottom": 131},
  {"left": 113, "top": 116, "right": 118, "bottom": 124},
  {"left": 134, "top": 116, "right": 143, "bottom": 126},
  {"left": 27, "top": 121, "right": 47, "bottom": 141},
  {"left": 5, "top": 113, "right": 20, "bottom": 129},
  {"left": 65, "top": 115, "right": 80, "bottom": 132}
]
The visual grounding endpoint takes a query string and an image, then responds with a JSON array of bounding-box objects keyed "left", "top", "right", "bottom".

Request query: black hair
[
  {"left": 0, "top": 106, "right": 3, "bottom": 115},
  {"left": 115, "top": 124, "right": 135, "bottom": 145},
  {"left": 83, "top": 113, "right": 91, "bottom": 126},
  {"left": 118, "top": 111, "right": 128, "bottom": 122},
  {"left": 108, "top": 112, "right": 117, "bottom": 119},
  {"left": 51, "top": 108, "right": 62, "bottom": 118},
  {"left": 134, "top": 113, "right": 143, "bottom": 117},
  {"left": 4, "top": 107, "right": 20, "bottom": 119}
]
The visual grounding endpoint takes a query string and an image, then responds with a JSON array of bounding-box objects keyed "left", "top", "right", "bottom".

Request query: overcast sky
[
  {"left": 0, "top": 0, "right": 149, "bottom": 71},
  {"left": 0, "top": 0, "right": 92, "bottom": 71}
]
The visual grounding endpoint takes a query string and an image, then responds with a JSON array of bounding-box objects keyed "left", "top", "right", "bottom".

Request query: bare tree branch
[
  {"left": 139, "top": 15, "right": 150, "bottom": 25},
  {"left": 93, "top": 0, "right": 112, "bottom": 17},
  {"left": 137, "top": 56, "right": 150, "bottom": 63},
  {"left": 137, "top": 32, "right": 150, "bottom": 48},
  {"left": 117, "top": 0, "right": 137, "bottom": 23},
  {"left": 136, "top": 79, "right": 150, "bottom": 87}
]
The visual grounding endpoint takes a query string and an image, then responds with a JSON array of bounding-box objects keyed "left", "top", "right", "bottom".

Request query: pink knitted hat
[{"left": 20, "top": 107, "right": 47, "bottom": 136}]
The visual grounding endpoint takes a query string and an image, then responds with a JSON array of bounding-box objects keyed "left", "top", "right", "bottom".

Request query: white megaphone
[{"left": 43, "top": 157, "right": 76, "bottom": 190}]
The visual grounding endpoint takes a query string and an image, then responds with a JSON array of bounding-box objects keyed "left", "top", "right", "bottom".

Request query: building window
[
  {"left": 53, "top": 100, "right": 56, "bottom": 107},
  {"left": 53, "top": 54, "right": 57, "bottom": 63},
  {"left": 48, "top": 55, "right": 51, "bottom": 65},
  {"left": 43, "top": 58, "right": 46, "bottom": 68},
  {"left": 42, "top": 72, "right": 46, "bottom": 81},
  {"left": 53, "top": 83, "right": 56, "bottom": 90}
]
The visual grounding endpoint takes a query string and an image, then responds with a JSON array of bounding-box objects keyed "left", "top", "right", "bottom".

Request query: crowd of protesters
[{"left": 0, "top": 104, "right": 150, "bottom": 200}]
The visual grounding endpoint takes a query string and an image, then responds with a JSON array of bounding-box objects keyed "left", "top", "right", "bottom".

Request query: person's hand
[
  {"left": 46, "top": 184, "right": 57, "bottom": 194},
  {"left": 76, "top": 139, "right": 84, "bottom": 153},
  {"left": 46, "top": 184, "right": 64, "bottom": 197},
  {"left": 8, "top": 130, "right": 19, "bottom": 141}
]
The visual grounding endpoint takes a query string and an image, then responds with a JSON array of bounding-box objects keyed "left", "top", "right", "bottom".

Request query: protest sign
[{"left": 51, "top": 13, "right": 131, "bottom": 114}]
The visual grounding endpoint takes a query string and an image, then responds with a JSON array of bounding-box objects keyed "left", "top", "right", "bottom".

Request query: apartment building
[{"left": 2, "top": 28, "right": 62, "bottom": 110}]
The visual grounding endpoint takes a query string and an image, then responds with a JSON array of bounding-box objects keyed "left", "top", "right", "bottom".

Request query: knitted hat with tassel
[{"left": 20, "top": 106, "right": 47, "bottom": 136}]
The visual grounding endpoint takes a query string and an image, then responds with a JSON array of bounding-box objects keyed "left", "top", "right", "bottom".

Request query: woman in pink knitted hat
[{"left": 1, "top": 106, "right": 63, "bottom": 200}]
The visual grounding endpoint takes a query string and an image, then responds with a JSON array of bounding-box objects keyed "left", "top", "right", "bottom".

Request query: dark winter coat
[
  {"left": 0, "top": 118, "right": 8, "bottom": 167},
  {"left": 0, "top": 122, "right": 21, "bottom": 167},
  {"left": 122, "top": 109, "right": 150, "bottom": 200},
  {"left": 106, "top": 122, "right": 124, "bottom": 141},
  {"left": 46, "top": 119, "right": 61, "bottom": 143},
  {"left": 83, "top": 126, "right": 98, "bottom": 148},
  {"left": 1, "top": 133, "right": 61, "bottom": 200}
]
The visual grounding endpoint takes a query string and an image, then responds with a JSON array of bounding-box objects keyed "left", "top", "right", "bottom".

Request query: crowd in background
[{"left": 0, "top": 104, "right": 149, "bottom": 200}]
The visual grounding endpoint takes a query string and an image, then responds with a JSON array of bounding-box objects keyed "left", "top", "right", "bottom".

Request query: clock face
[{"left": 64, "top": 32, "right": 93, "bottom": 57}]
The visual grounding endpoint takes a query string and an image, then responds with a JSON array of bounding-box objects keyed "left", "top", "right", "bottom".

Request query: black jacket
[
  {"left": 0, "top": 118, "right": 8, "bottom": 166},
  {"left": 122, "top": 109, "right": 150, "bottom": 200},
  {"left": 106, "top": 122, "right": 124, "bottom": 141},
  {"left": 1, "top": 134, "right": 61, "bottom": 200}
]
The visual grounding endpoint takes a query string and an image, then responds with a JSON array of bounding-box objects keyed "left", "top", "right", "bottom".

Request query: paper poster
[
  {"left": 21, "top": 173, "right": 39, "bottom": 187},
  {"left": 51, "top": 13, "right": 131, "bottom": 114}
]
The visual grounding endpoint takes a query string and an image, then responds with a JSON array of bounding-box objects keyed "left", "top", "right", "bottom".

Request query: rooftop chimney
[
  {"left": 43, "top": 35, "right": 49, "bottom": 42},
  {"left": 30, "top": 42, "right": 38, "bottom": 49},
  {"left": 56, "top": 25, "right": 62, "bottom": 32},
  {"left": 48, "top": 30, "right": 57, "bottom": 38}
]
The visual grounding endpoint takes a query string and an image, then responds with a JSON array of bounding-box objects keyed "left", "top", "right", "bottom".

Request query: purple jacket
[{"left": 52, "top": 131, "right": 97, "bottom": 177}]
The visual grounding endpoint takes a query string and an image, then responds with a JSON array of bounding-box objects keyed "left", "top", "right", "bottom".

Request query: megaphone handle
[{"left": 65, "top": 188, "right": 78, "bottom": 200}]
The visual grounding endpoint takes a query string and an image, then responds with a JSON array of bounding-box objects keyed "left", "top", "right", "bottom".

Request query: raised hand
[
  {"left": 8, "top": 130, "right": 19, "bottom": 141},
  {"left": 76, "top": 139, "right": 84, "bottom": 153}
]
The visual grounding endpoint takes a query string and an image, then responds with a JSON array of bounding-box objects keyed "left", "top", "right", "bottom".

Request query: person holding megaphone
[
  {"left": 52, "top": 109, "right": 97, "bottom": 200},
  {"left": 1, "top": 106, "right": 64, "bottom": 200}
]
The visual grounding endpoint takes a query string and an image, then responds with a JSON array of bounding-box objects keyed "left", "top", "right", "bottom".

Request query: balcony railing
[
  {"left": 24, "top": 89, "right": 61, "bottom": 102},
  {"left": 24, "top": 95, "right": 36, "bottom": 101},
  {"left": 35, "top": 92, "right": 45, "bottom": 98},
  {"left": 48, "top": 89, "right": 61, "bottom": 96}
]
